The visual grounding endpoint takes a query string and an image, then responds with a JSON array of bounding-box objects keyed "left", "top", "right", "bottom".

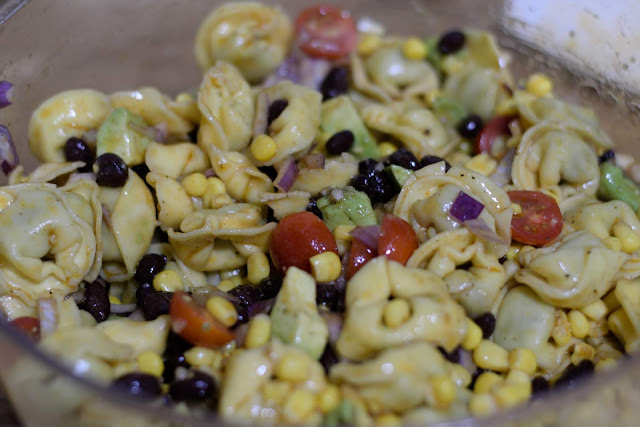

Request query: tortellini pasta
[
  {"left": 336, "top": 257, "right": 467, "bottom": 361},
  {"left": 565, "top": 200, "right": 640, "bottom": 241},
  {"left": 146, "top": 172, "right": 195, "bottom": 231},
  {"left": 29, "top": 89, "right": 112, "bottom": 163},
  {"left": 0, "top": 182, "right": 102, "bottom": 307},
  {"left": 291, "top": 154, "right": 358, "bottom": 195},
  {"left": 144, "top": 141, "right": 210, "bottom": 179},
  {"left": 194, "top": 2, "right": 293, "bottom": 83},
  {"left": 442, "top": 66, "right": 511, "bottom": 120}
]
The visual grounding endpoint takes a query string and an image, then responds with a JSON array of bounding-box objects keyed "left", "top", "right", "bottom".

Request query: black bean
[
  {"left": 169, "top": 370, "right": 216, "bottom": 403},
  {"left": 306, "top": 198, "right": 323, "bottom": 219},
  {"left": 316, "top": 284, "right": 340, "bottom": 311},
  {"left": 498, "top": 256, "right": 507, "bottom": 264},
  {"left": 267, "top": 99, "right": 288, "bottom": 126},
  {"left": 64, "top": 137, "right": 94, "bottom": 173},
  {"left": 81, "top": 279, "right": 110, "bottom": 322},
  {"left": 438, "top": 346, "right": 461, "bottom": 364},
  {"left": 350, "top": 170, "right": 396, "bottom": 204},
  {"left": 420, "top": 155, "right": 451, "bottom": 171},
  {"left": 319, "top": 345, "right": 339, "bottom": 374},
  {"left": 141, "top": 291, "right": 171, "bottom": 321},
  {"left": 320, "top": 66, "right": 350, "bottom": 100},
  {"left": 234, "top": 303, "right": 250, "bottom": 325},
  {"left": 135, "top": 254, "right": 168, "bottom": 285},
  {"left": 358, "top": 158, "right": 379, "bottom": 175},
  {"left": 531, "top": 376, "right": 550, "bottom": 395},
  {"left": 386, "top": 148, "right": 420, "bottom": 171},
  {"left": 113, "top": 373, "right": 162, "bottom": 398},
  {"left": 438, "top": 30, "right": 466, "bottom": 54},
  {"left": 131, "top": 163, "right": 150, "bottom": 181},
  {"left": 325, "top": 130, "right": 355, "bottom": 155},
  {"left": 228, "top": 284, "right": 263, "bottom": 307},
  {"left": 258, "top": 276, "right": 283, "bottom": 300},
  {"left": 95, "top": 153, "right": 128, "bottom": 187},
  {"left": 599, "top": 149, "right": 615, "bottom": 164},
  {"left": 258, "top": 165, "right": 278, "bottom": 181},
  {"left": 188, "top": 125, "right": 199, "bottom": 143},
  {"left": 473, "top": 312, "right": 497, "bottom": 339},
  {"left": 457, "top": 114, "right": 484, "bottom": 140},
  {"left": 555, "top": 360, "right": 594, "bottom": 389}
]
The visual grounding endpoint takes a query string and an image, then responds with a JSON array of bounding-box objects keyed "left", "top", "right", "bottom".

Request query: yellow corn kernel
[
  {"left": 567, "top": 309, "right": 590, "bottom": 338},
  {"left": 526, "top": 73, "right": 553, "bottom": 97},
  {"left": 571, "top": 342, "right": 595, "bottom": 365},
  {"left": 247, "top": 252, "right": 270, "bottom": 285},
  {"left": 309, "top": 251, "right": 342, "bottom": 283},
  {"left": 468, "top": 393, "right": 498, "bottom": 417},
  {"left": 474, "top": 371, "right": 503, "bottom": 394},
  {"left": 580, "top": 300, "right": 609, "bottom": 321},
  {"left": 511, "top": 203, "right": 522, "bottom": 216},
  {"left": 108, "top": 295, "right": 122, "bottom": 305},
  {"left": 374, "top": 413, "right": 402, "bottom": 426},
  {"left": 333, "top": 224, "right": 355, "bottom": 242},
  {"left": 506, "top": 244, "right": 522, "bottom": 261},
  {"left": 262, "top": 381, "right": 291, "bottom": 406},
  {"left": 357, "top": 33, "right": 382, "bottom": 56},
  {"left": 181, "top": 172, "right": 208, "bottom": 197},
  {"left": 317, "top": 384, "right": 341, "bottom": 413},
  {"left": 136, "top": 351, "right": 164, "bottom": 377},
  {"left": 464, "top": 153, "right": 497, "bottom": 176},
  {"left": 250, "top": 134, "right": 277, "bottom": 162},
  {"left": 595, "top": 357, "right": 618, "bottom": 373},
  {"left": 431, "top": 375, "right": 456, "bottom": 407},
  {"left": 461, "top": 317, "right": 483, "bottom": 351},
  {"left": 275, "top": 351, "right": 311, "bottom": 383},
  {"left": 402, "top": 37, "right": 428, "bottom": 61},
  {"left": 441, "top": 55, "right": 465, "bottom": 75},
  {"left": 382, "top": 298, "right": 412, "bottom": 328},
  {"left": 245, "top": 313, "right": 271, "bottom": 349},
  {"left": 473, "top": 340, "right": 509, "bottom": 372},
  {"left": 608, "top": 308, "right": 637, "bottom": 351},
  {"left": 505, "top": 369, "right": 531, "bottom": 388},
  {"left": 551, "top": 310, "right": 572, "bottom": 346},
  {"left": 612, "top": 222, "right": 640, "bottom": 254},
  {"left": 424, "top": 90, "right": 441, "bottom": 108},
  {"left": 206, "top": 296, "right": 238, "bottom": 327},
  {"left": 588, "top": 319, "right": 609, "bottom": 338},
  {"left": 378, "top": 142, "right": 398, "bottom": 157},
  {"left": 449, "top": 363, "right": 471, "bottom": 388},
  {"left": 602, "top": 236, "right": 623, "bottom": 252},
  {"left": 184, "top": 346, "right": 218, "bottom": 367},
  {"left": 283, "top": 388, "right": 316, "bottom": 424},
  {"left": 492, "top": 382, "right": 531, "bottom": 408},
  {"left": 602, "top": 290, "right": 621, "bottom": 312},
  {"left": 508, "top": 348, "right": 537, "bottom": 375},
  {"left": 153, "top": 270, "right": 183, "bottom": 293},
  {"left": 494, "top": 98, "right": 518, "bottom": 116},
  {"left": 217, "top": 279, "right": 237, "bottom": 292}
]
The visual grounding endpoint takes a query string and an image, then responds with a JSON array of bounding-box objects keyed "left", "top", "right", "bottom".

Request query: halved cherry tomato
[
  {"left": 9, "top": 316, "right": 40, "bottom": 341},
  {"left": 379, "top": 214, "right": 419, "bottom": 265},
  {"left": 169, "top": 291, "right": 235, "bottom": 349},
  {"left": 270, "top": 211, "right": 339, "bottom": 274},
  {"left": 295, "top": 5, "right": 357, "bottom": 59},
  {"left": 507, "top": 190, "right": 563, "bottom": 246},
  {"left": 475, "top": 115, "right": 516, "bottom": 155},
  {"left": 346, "top": 238, "right": 376, "bottom": 280}
]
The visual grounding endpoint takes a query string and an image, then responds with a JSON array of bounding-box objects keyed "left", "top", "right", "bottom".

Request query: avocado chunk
[
  {"left": 270, "top": 267, "right": 328, "bottom": 359},
  {"left": 316, "top": 187, "right": 378, "bottom": 231},
  {"left": 598, "top": 162, "right": 640, "bottom": 212},
  {"left": 96, "top": 107, "right": 153, "bottom": 166},
  {"left": 324, "top": 399, "right": 356, "bottom": 427},
  {"left": 320, "top": 96, "right": 380, "bottom": 160},
  {"left": 431, "top": 95, "right": 468, "bottom": 127},
  {"left": 385, "top": 164, "right": 415, "bottom": 189}
]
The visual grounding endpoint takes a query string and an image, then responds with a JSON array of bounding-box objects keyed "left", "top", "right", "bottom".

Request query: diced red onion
[
  {"left": 349, "top": 224, "right": 381, "bottom": 250},
  {"left": 127, "top": 121, "right": 167, "bottom": 142},
  {"left": 274, "top": 157, "right": 298, "bottom": 192},
  {"left": 449, "top": 191, "right": 484, "bottom": 222},
  {"left": 82, "top": 129, "right": 98, "bottom": 144},
  {"left": 65, "top": 289, "right": 86, "bottom": 305},
  {"left": 253, "top": 92, "right": 270, "bottom": 136},
  {"left": 303, "top": 153, "right": 325, "bottom": 169},
  {"left": 320, "top": 311, "right": 343, "bottom": 345},
  {"left": 0, "top": 125, "right": 19, "bottom": 175},
  {"left": 190, "top": 286, "right": 240, "bottom": 307},
  {"left": 0, "top": 81, "right": 14, "bottom": 109},
  {"left": 247, "top": 298, "right": 276, "bottom": 318},
  {"left": 299, "top": 56, "right": 333, "bottom": 90},
  {"left": 459, "top": 348, "right": 476, "bottom": 374},
  {"left": 154, "top": 122, "right": 168, "bottom": 143},
  {"left": 263, "top": 53, "right": 301, "bottom": 88},
  {"left": 462, "top": 217, "right": 509, "bottom": 245},
  {"left": 38, "top": 298, "right": 58, "bottom": 337},
  {"left": 233, "top": 322, "right": 249, "bottom": 348},
  {"left": 102, "top": 204, "right": 113, "bottom": 230},
  {"left": 204, "top": 168, "right": 216, "bottom": 178},
  {"left": 110, "top": 303, "right": 137, "bottom": 314},
  {"left": 128, "top": 308, "right": 145, "bottom": 321},
  {"left": 490, "top": 148, "right": 516, "bottom": 187}
]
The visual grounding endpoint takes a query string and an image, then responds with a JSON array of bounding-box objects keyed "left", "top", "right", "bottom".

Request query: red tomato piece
[
  {"left": 270, "top": 211, "right": 339, "bottom": 274},
  {"left": 346, "top": 238, "right": 377, "bottom": 280},
  {"left": 378, "top": 214, "right": 419, "bottom": 265},
  {"left": 169, "top": 291, "right": 235, "bottom": 349},
  {"left": 507, "top": 190, "right": 563, "bottom": 246},
  {"left": 475, "top": 115, "right": 517, "bottom": 155},
  {"left": 295, "top": 5, "right": 357, "bottom": 59},
  {"left": 9, "top": 316, "right": 40, "bottom": 341}
]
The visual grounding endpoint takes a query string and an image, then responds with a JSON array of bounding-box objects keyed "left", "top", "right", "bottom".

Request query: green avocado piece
[
  {"left": 96, "top": 107, "right": 153, "bottom": 166},
  {"left": 320, "top": 96, "right": 380, "bottom": 160},
  {"left": 316, "top": 187, "right": 377, "bottom": 231},
  {"left": 431, "top": 95, "right": 468, "bottom": 127},
  {"left": 597, "top": 162, "right": 640, "bottom": 212},
  {"left": 270, "top": 267, "right": 328, "bottom": 359},
  {"left": 425, "top": 37, "right": 444, "bottom": 71},
  {"left": 385, "top": 164, "right": 415, "bottom": 189},
  {"left": 324, "top": 399, "right": 356, "bottom": 427}
]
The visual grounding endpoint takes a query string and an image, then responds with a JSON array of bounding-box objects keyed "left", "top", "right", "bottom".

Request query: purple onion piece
[
  {"left": 463, "top": 217, "right": 508, "bottom": 245},
  {"left": 128, "top": 308, "right": 146, "bottom": 321},
  {"left": 110, "top": 303, "right": 138, "bottom": 314},
  {"left": 0, "top": 125, "right": 19, "bottom": 175},
  {"left": 320, "top": 311, "right": 343, "bottom": 345},
  {"left": 274, "top": 157, "right": 298, "bottom": 192},
  {"left": 253, "top": 92, "right": 270, "bottom": 136},
  {"left": 303, "top": 153, "right": 326, "bottom": 169},
  {"left": 449, "top": 191, "right": 484, "bottom": 222},
  {"left": 190, "top": 286, "right": 240, "bottom": 307},
  {"left": 247, "top": 298, "right": 275, "bottom": 318},
  {"left": 0, "top": 81, "right": 14, "bottom": 109},
  {"left": 349, "top": 224, "right": 381, "bottom": 250}
]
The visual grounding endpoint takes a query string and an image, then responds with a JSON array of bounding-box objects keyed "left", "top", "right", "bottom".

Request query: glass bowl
[{"left": 1, "top": 0, "right": 639, "bottom": 426}]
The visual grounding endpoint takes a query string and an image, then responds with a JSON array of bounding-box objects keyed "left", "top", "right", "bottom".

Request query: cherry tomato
[
  {"left": 270, "top": 211, "right": 339, "bottom": 274},
  {"left": 346, "top": 238, "right": 376, "bottom": 280},
  {"left": 169, "top": 291, "right": 235, "bottom": 349},
  {"left": 507, "top": 190, "right": 563, "bottom": 246},
  {"left": 9, "top": 316, "right": 40, "bottom": 341},
  {"left": 379, "top": 214, "right": 419, "bottom": 265},
  {"left": 475, "top": 115, "right": 516, "bottom": 155},
  {"left": 295, "top": 5, "right": 357, "bottom": 59}
]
